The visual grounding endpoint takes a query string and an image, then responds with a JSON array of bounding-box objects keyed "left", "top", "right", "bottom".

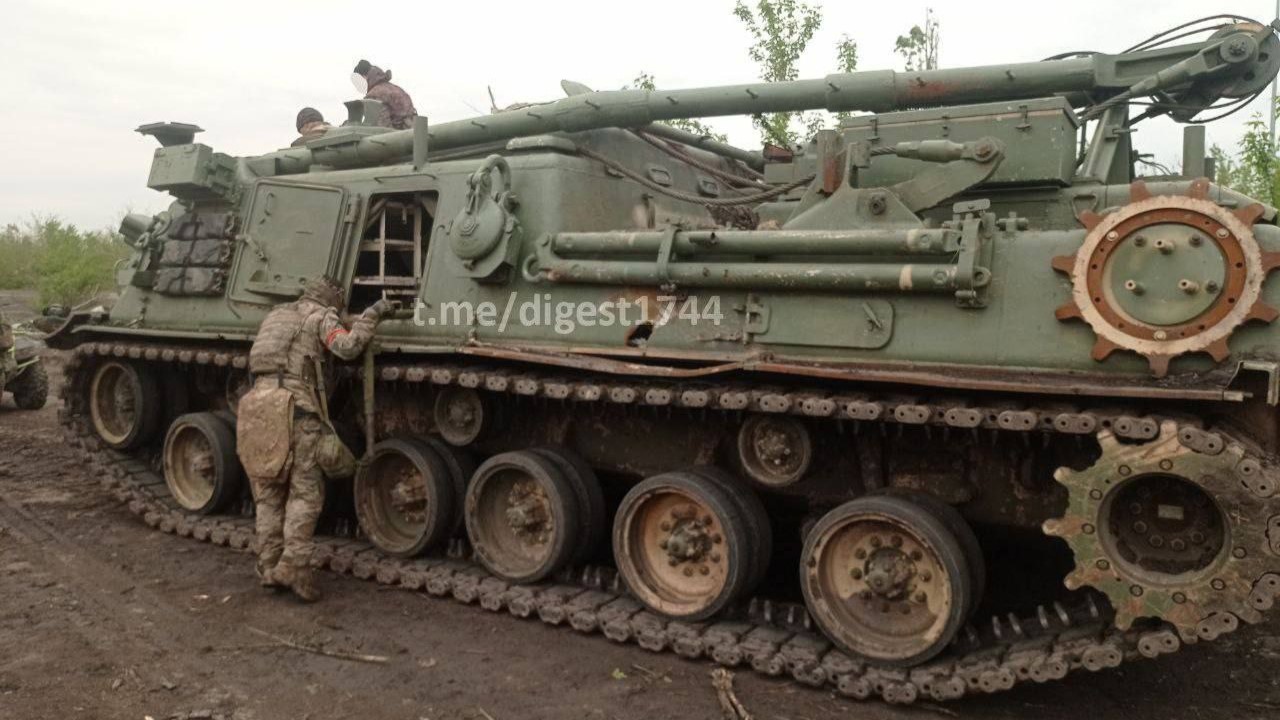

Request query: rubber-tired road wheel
[
  {"left": 531, "top": 446, "right": 606, "bottom": 565},
  {"left": 613, "top": 471, "right": 752, "bottom": 622},
  {"left": 465, "top": 450, "right": 580, "bottom": 583},
  {"left": 89, "top": 361, "right": 160, "bottom": 450},
  {"left": 801, "top": 494, "right": 974, "bottom": 667},
  {"left": 10, "top": 361, "right": 48, "bottom": 410},
  {"left": 685, "top": 466, "right": 772, "bottom": 591},
  {"left": 355, "top": 438, "right": 457, "bottom": 558},
  {"left": 420, "top": 436, "right": 476, "bottom": 537},
  {"left": 162, "top": 411, "right": 243, "bottom": 515}
]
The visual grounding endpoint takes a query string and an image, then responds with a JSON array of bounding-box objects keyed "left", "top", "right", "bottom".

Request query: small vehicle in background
[{"left": 0, "top": 309, "right": 50, "bottom": 410}]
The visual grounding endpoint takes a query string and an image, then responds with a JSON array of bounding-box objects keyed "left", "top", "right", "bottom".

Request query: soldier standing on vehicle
[
  {"left": 236, "top": 278, "right": 390, "bottom": 602},
  {"left": 352, "top": 59, "right": 417, "bottom": 129},
  {"left": 291, "top": 107, "right": 332, "bottom": 147}
]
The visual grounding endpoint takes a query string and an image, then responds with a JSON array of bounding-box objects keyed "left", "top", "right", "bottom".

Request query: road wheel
[
  {"left": 465, "top": 450, "right": 580, "bottom": 583},
  {"left": 613, "top": 471, "right": 752, "bottom": 621},
  {"left": 162, "top": 412, "right": 243, "bottom": 514},
  {"left": 801, "top": 494, "right": 973, "bottom": 667},
  {"left": 355, "top": 438, "right": 457, "bottom": 557},
  {"left": 531, "top": 447, "right": 606, "bottom": 564},
  {"left": 10, "top": 361, "right": 49, "bottom": 410},
  {"left": 88, "top": 361, "right": 160, "bottom": 450},
  {"left": 420, "top": 436, "right": 476, "bottom": 537},
  {"left": 686, "top": 466, "right": 772, "bottom": 590}
]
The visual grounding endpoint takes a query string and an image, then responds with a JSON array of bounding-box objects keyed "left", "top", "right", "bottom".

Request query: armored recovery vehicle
[{"left": 49, "top": 15, "right": 1280, "bottom": 703}]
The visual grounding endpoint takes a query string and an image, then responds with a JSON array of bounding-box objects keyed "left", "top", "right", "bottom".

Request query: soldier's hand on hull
[{"left": 364, "top": 299, "right": 394, "bottom": 321}]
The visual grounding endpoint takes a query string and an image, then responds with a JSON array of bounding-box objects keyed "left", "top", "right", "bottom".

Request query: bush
[
  {"left": 0, "top": 217, "right": 130, "bottom": 307},
  {"left": 0, "top": 224, "right": 38, "bottom": 290}
]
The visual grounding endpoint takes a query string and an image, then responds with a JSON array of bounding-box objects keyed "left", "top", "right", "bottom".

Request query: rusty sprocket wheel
[
  {"left": 1043, "top": 420, "right": 1280, "bottom": 642},
  {"left": 1052, "top": 179, "right": 1280, "bottom": 377}
]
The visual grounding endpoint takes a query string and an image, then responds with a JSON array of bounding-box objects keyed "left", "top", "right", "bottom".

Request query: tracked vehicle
[
  {"left": 1, "top": 310, "right": 49, "bottom": 411},
  {"left": 50, "top": 15, "right": 1280, "bottom": 703}
]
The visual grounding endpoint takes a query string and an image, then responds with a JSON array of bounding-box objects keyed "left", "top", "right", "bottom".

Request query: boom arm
[{"left": 262, "top": 21, "right": 1278, "bottom": 174}]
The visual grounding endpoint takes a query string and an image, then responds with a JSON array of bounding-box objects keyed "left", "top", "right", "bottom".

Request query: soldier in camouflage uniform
[
  {"left": 353, "top": 59, "right": 417, "bottom": 130},
  {"left": 0, "top": 310, "right": 12, "bottom": 353},
  {"left": 239, "top": 278, "right": 390, "bottom": 601},
  {"left": 291, "top": 107, "right": 332, "bottom": 147}
]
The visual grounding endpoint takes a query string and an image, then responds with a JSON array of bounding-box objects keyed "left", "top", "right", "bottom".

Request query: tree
[
  {"left": 625, "top": 72, "right": 729, "bottom": 142},
  {"left": 1210, "top": 102, "right": 1280, "bottom": 207},
  {"left": 895, "top": 8, "right": 940, "bottom": 72},
  {"left": 832, "top": 33, "right": 859, "bottom": 122},
  {"left": 0, "top": 216, "right": 127, "bottom": 306},
  {"left": 732, "top": 0, "right": 858, "bottom": 147}
]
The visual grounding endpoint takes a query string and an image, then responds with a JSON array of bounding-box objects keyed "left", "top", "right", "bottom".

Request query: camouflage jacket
[
  {"left": 291, "top": 121, "right": 333, "bottom": 147},
  {"left": 363, "top": 66, "right": 417, "bottom": 130},
  {"left": 0, "top": 311, "right": 11, "bottom": 352},
  {"left": 247, "top": 298, "right": 378, "bottom": 414}
]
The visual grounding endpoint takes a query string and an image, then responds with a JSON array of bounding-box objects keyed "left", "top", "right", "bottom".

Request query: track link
[{"left": 56, "top": 340, "right": 1280, "bottom": 704}]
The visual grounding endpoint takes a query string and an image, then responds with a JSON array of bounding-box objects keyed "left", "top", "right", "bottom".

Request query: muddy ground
[{"left": 2, "top": 290, "right": 1280, "bottom": 720}]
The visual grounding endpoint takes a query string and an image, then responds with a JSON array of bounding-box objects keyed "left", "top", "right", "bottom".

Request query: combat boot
[
  {"left": 256, "top": 558, "right": 284, "bottom": 589},
  {"left": 289, "top": 567, "right": 322, "bottom": 603}
]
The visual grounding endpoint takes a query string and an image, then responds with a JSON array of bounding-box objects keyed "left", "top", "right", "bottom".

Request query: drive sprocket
[
  {"left": 1044, "top": 420, "right": 1280, "bottom": 642},
  {"left": 1052, "top": 179, "right": 1280, "bottom": 377}
]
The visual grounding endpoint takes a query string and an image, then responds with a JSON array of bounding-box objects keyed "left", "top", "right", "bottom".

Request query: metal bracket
[
  {"left": 888, "top": 137, "right": 1007, "bottom": 213},
  {"left": 951, "top": 199, "right": 995, "bottom": 309},
  {"left": 655, "top": 226, "right": 679, "bottom": 291},
  {"left": 739, "top": 294, "right": 770, "bottom": 341}
]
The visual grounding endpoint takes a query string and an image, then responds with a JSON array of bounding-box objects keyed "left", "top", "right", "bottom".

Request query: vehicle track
[{"left": 57, "top": 340, "right": 1280, "bottom": 705}]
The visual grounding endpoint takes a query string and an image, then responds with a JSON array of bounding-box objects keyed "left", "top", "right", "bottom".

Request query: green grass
[{"left": 0, "top": 217, "right": 130, "bottom": 307}]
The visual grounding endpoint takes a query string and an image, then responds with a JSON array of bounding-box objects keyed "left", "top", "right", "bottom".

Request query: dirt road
[{"left": 3, "top": 354, "right": 1280, "bottom": 719}]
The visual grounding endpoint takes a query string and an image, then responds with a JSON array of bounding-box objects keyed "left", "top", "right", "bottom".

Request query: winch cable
[
  {"left": 631, "top": 130, "right": 772, "bottom": 190},
  {"left": 576, "top": 144, "right": 814, "bottom": 207}
]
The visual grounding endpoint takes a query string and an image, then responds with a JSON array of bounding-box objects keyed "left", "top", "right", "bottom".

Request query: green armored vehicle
[
  {"left": 0, "top": 310, "right": 48, "bottom": 411},
  {"left": 49, "top": 15, "right": 1280, "bottom": 703}
]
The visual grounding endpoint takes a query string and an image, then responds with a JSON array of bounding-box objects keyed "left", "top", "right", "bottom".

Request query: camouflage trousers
[{"left": 249, "top": 415, "right": 326, "bottom": 576}]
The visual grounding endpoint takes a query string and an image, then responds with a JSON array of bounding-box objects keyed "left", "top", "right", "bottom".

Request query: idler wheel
[
  {"left": 613, "top": 471, "right": 753, "bottom": 621},
  {"left": 355, "top": 438, "right": 458, "bottom": 557},
  {"left": 801, "top": 494, "right": 974, "bottom": 667},
  {"left": 162, "top": 411, "right": 243, "bottom": 514},
  {"left": 89, "top": 360, "right": 161, "bottom": 450},
  {"left": 737, "top": 414, "right": 812, "bottom": 487},
  {"left": 465, "top": 450, "right": 580, "bottom": 583},
  {"left": 434, "top": 387, "right": 486, "bottom": 446}
]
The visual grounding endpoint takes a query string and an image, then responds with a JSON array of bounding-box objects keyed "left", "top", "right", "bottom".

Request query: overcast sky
[{"left": 1, "top": 0, "right": 1275, "bottom": 230}]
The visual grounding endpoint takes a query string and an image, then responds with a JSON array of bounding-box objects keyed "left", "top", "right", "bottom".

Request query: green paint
[
  {"left": 1106, "top": 225, "right": 1226, "bottom": 327},
  {"left": 63, "top": 22, "right": 1280, "bottom": 394}
]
